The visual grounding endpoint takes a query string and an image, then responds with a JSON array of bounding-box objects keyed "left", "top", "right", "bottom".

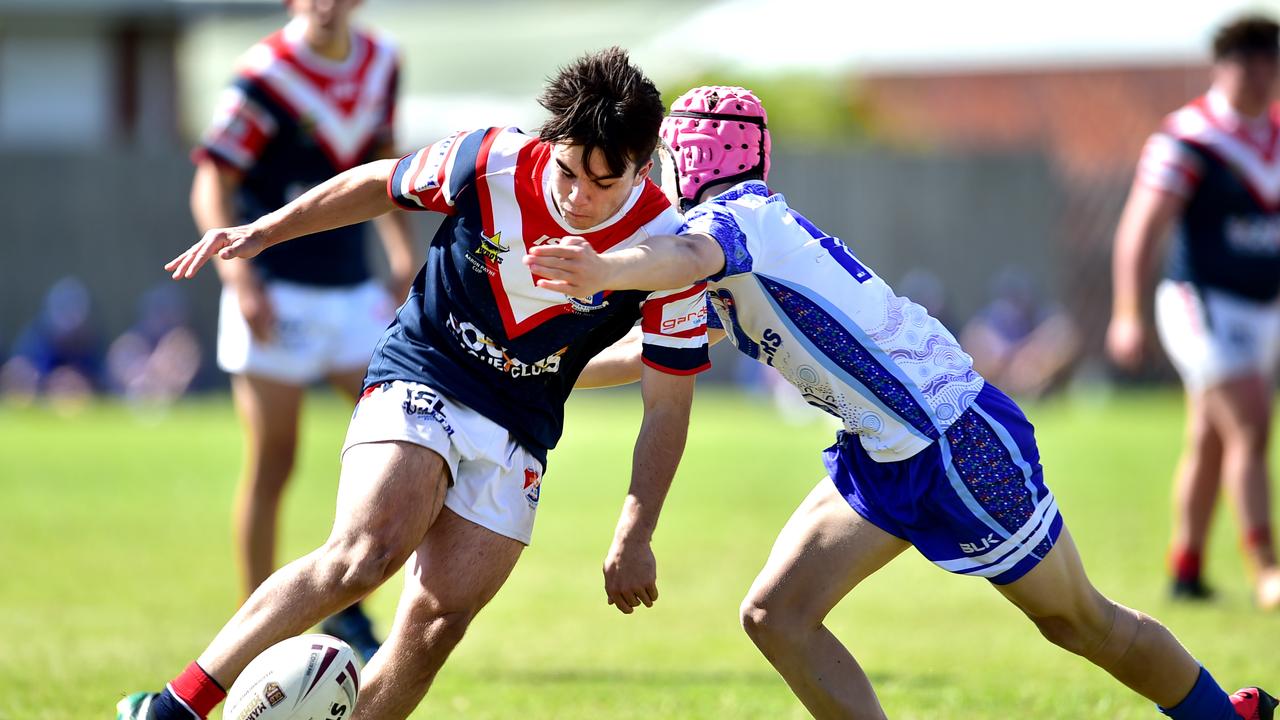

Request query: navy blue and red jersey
[
  {"left": 368, "top": 126, "right": 711, "bottom": 465},
  {"left": 196, "top": 18, "right": 399, "bottom": 287},
  {"left": 1139, "top": 91, "right": 1280, "bottom": 301}
]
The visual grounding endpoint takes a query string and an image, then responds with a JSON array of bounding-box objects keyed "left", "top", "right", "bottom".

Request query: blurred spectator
[
  {"left": 960, "top": 266, "right": 1081, "bottom": 399},
  {"left": 0, "top": 276, "right": 102, "bottom": 408},
  {"left": 105, "top": 283, "right": 202, "bottom": 405},
  {"left": 897, "top": 267, "right": 956, "bottom": 332}
]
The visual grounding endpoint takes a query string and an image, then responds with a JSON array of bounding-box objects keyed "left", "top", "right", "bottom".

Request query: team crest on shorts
[{"left": 523, "top": 467, "right": 541, "bottom": 509}]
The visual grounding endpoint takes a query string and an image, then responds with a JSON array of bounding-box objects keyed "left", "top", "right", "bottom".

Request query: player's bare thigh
[
  {"left": 746, "top": 478, "right": 910, "bottom": 622},
  {"left": 327, "top": 441, "right": 451, "bottom": 571},
  {"left": 401, "top": 506, "right": 525, "bottom": 617},
  {"left": 992, "top": 527, "right": 1106, "bottom": 624}
]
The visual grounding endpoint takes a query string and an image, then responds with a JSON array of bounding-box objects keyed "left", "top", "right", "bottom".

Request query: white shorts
[
  {"left": 217, "top": 279, "right": 394, "bottom": 385},
  {"left": 1155, "top": 279, "right": 1280, "bottom": 390},
  {"left": 340, "top": 380, "right": 544, "bottom": 545}
]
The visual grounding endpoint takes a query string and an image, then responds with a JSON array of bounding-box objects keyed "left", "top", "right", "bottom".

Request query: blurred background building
[{"left": 1, "top": 0, "right": 1276, "bottom": 398}]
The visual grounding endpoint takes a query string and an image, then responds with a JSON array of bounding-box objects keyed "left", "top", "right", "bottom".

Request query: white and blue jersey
[
  {"left": 372, "top": 127, "right": 711, "bottom": 468},
  {"left": 684, "top": 180, "right": 983, "bottom": 461},
  {"left": 684, "top": 181, "right": 1062, "bottom": 584}
]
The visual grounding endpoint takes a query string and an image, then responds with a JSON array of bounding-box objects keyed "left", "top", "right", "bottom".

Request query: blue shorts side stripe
[
  {"left": 968, "top": 400, "right": 1041, "bottom": 503},
  {"left": 936, "top": 494, "right": 1058, "bottom": 576},
  {"left": 937, "top": 435, "right": 1014, "bottom": 540}
]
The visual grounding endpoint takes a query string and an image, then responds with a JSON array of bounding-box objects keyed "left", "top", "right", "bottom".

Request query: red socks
[
  {"left": 165, "top": 661, "right": 226, "bottom": 719},
  {"left": 1170, "top": 545, "right": 1203, "bottom": 583}
]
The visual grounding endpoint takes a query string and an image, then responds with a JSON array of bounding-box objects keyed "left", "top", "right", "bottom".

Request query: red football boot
[{"left": 1232, "top": 687, "right": 1278, "bottom": 720}]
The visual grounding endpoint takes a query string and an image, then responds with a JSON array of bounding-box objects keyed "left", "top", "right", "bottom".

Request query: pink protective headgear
[{"left": 659, "top": 86, "right": 770, "bottom": 211}]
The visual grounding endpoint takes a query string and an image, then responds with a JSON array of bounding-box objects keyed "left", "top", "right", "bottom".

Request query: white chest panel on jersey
[{"left": 695, "top": 184, "right": 984, "bottom": 461}]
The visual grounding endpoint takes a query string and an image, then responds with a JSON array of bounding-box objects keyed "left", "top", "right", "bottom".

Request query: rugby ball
[{"left": 222, "top": 634, "right": 359, "bottom": 720}]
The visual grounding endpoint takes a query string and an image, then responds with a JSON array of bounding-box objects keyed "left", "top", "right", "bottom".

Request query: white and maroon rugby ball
[{"left": 223, "top": 634, "right": 359, "bottom": 720}]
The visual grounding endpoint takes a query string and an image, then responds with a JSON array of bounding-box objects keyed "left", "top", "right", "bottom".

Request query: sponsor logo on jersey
[
  {"left": 467, "top": 231, "right": 509, "bottom": 275},
  {"left": 959, "top": 532, "right": 1000, "bottom": 555},
  {"left": 523, "top": 467, "right": 541, "bottom": 508},
  {"left": 1225, "top": 215, "right": 1280, "bottom": 255},
  {"left": 264, "top": 682, "right": 287, "bottom": 707},
  {"left": 446, "top": 313, "right": 565, "bottom": 378},
  {"left": 401, "top": 385, "right": 455, "bottom": 436},
  {"left": 660, "top": 303, "right": 708, "bottom": 334}
]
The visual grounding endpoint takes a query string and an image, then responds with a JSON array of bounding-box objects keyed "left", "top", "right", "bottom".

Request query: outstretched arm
[
  {"left": 1106, "top": 182, "right": 1184, "bottom": 369},
  {"left": 167, "top": 158, "right": 400, "bottom": 280},
  {"left": 602, "top": 362, "right": 696, "bottom": 614},
  {"left": 525, "top": 232, "right": 725, "bottom": 296},
  {"left": 370, "top": 141, "right": 419, "bottom": 302}
]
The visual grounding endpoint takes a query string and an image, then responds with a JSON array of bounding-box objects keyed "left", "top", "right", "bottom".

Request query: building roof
[{"left": 641, "top": 0, "right": 1280, "bottom": 76}]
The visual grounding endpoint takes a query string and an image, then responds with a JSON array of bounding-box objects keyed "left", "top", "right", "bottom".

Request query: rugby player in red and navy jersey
[
  {"left": 119, "top": 48, "right": 709, "bottom": 720},
  {"left": 191, "top": 0, "right": 415, "bottom": 664},
  {"left": 1109, "top": 14, "right": 1280, "bottom": 612}
]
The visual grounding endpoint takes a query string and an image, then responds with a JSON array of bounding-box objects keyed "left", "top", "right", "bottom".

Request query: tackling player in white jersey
[{"left": 528, "top": 86, "right": 1276, "bottom": 720}]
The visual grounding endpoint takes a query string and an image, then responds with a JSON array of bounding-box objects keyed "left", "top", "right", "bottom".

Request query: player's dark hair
[
  {"left": 538, "top": 47, "right": 664, "bottom": 179},
  {"left": 1214, "top": 15, "right": 1280, "bottom": 60}
]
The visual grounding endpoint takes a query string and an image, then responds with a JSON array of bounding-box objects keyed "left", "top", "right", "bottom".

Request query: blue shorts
[{"left": 825, "top": 383, "right": 1063, "bottom": 585}]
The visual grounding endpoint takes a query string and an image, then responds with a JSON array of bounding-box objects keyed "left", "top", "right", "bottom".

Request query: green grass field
[{"left": 2, "top": 388, "right": 1277, "bottom": 719}]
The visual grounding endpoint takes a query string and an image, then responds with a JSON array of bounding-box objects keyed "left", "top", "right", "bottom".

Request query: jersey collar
[
  {"left": 1206, "top": 88, "right": 1274, "bottom": 139},
  {"left": 282, "top": 17, "right": 363, "bottom": 77}
]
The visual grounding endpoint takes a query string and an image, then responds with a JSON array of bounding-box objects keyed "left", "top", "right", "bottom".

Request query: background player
[
  {"left": 1107, "top": 15, "right": 1280, "bottom": 608},
  {"left": 191, "top": 0, "right": 417, "bottom": 658},
  {"left": 529, "top": 85, "right": 1277, "bottom": 720},
  {"left": 119, "top": 48, "right": 709, "bottom": 720}
]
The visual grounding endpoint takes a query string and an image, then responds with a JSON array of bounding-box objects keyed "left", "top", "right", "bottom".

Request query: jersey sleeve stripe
[
  {"left": 388, "top": 152, "right": 421, "bottom": 209},
  {"left": 642, "top": 332, "right": 708, "bottom": 349},
  {"left": 1137, "top": 133, "right": 1201, "bottom": 197},
  {"left": 447, "top": 128, "right": 492, "bottom": 207},
  {"left": 200, "top": 140, "right": 255, "bottom": 171},
  {"left": 640, "top": 352, "right": 712, "bottom": 376},
  {"left": 642, "top": 284, "right": 706, "bottom": 303}
]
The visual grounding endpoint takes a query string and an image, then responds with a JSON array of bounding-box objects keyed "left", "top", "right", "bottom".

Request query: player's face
[
  {"left": 288, "top": 0, "right": 361, "bottom": 31},
  {"left": 1217, "top": 53, "right": 1280, "bottom": 106},
  {"left": 1242, "top": 54, "right": 1280, "bottom": 101},
  {"left": 549, "top": 144, "right": 653, "bottom": 230}
]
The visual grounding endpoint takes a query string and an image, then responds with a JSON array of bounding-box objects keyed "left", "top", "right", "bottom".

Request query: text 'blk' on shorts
[{"left": 826, "top": 382, "right": 1063, "bottom": 585}]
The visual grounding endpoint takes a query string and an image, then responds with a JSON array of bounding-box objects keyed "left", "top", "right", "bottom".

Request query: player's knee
[
  {"left": 419, "top": 609, "right": 476, "bottom": 651},
  {"left": 318, "top": 532, "right": 406, "bottom": 594},
  {"left": 739, "top": 594, "right": 805, "bottom": 649},
  {"left": 1026, "top": 596, "right": 1114, "bottom": 658},
  {"left": 246, "top": 433, "right": 298, "bottom": 482},
  {"left": 1224, "top": 420, "right": 1270, "bottom": 457}
]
